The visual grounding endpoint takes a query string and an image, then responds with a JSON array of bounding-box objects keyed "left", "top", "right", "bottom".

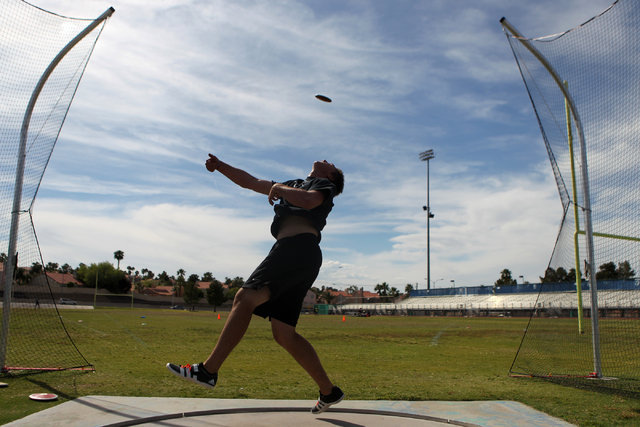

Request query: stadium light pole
[{"left": 419, "top": 150, "right": 435, "bottom": 290}]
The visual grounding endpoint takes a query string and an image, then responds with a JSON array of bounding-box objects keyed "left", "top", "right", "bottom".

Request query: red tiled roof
[
  {"left": 144, "top": 286, "right": 173, "bottom": 296},
  {"left": 45, "top": 272, "right": 83, "bottom": 287},
  {"left": 197, "top": 281, "right": 231, "bottom": 291},
  {"left": 327, "top": 290, "right": 379, "bottom": 298}
]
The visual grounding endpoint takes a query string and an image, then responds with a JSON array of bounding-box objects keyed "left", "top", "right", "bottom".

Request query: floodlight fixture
[{"left": 419, "top": 150, "right": 435, "bottom": 161}]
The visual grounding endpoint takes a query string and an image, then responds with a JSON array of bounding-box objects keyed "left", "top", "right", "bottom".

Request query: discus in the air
[
  {"left": 29, "top": 393, "right": 58, "bottom": 401},
  {"left": 315, "top": 94, "right": 332, "bottom": 103}
]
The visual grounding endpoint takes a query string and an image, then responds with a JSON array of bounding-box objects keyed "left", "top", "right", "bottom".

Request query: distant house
[
  {"left": 142, "top": 282, "right": 231, "bottom": 297},
  {"left": 0, "top": 264, "right": 83, "bottom": 288},
  {"left": 302, "top": 290, "right": 316, "bottom": 309},
  {"left": 195, "top": 282, "right": 231, "bottom": 296},
  {"left": 141, "top": 286, "right": 174, "bottom": 297},
  {"left": 322, "top": 289, "right": 381, "bottom": 305},
  {"left": 45, "top": 272, "right": 83, "bottom": 287}
]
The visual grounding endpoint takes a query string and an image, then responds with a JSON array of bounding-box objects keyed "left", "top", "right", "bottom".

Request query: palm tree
[
  {"left": 323, "top": 290, "right": 335, "bottom": 304},
  {"left": 172, "top": 269, "right": 187, "bottom": 301},
  {"left": 174, "top": 275, "right": 186, "bottom": 299},
  {"left": 374, "top": 282, "right": 390, "bottom": 297},
  {"left": 114, "top": 250, "right": 124, "bottom": 270}
]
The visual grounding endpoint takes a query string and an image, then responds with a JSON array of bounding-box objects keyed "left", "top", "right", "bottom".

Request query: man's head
[{"left": 311, "top": 160, "right": 344, "bottom": 195}]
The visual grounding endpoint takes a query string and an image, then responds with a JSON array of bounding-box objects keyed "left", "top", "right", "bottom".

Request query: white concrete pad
[{"left": 4, "top": 396, "right": 576, "bottom": 427}]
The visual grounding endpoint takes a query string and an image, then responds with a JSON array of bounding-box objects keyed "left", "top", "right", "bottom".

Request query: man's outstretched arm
[
  {"left": 206, "top": 154, "right": 273, "bottom": 195},
  {"left": 268, "top": 184, "right": 325, "bottom": 210}
]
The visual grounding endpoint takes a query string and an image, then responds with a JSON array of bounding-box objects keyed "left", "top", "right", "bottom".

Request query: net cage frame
[
  {"left": 501, "top": 0, "right": 640, "bottom": 392},
  {"left": 499, "top": 16, "right": 602, "bottom": 379},
  {"left": 0, "top": 1, "right": 114, "bottom": 373}
]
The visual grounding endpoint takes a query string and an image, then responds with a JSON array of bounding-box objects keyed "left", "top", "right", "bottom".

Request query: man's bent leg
[
  {"left": 203, "top": 286, "right": 271, "bottom": 374},
  {"left": 271, "top": 318, "right": 334, "bottom": 395}
]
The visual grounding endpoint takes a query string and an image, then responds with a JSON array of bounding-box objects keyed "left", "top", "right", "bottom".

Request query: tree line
[
  {"left": 495, "top": 261, "right": 636, "bottom": 286},
  {"left": 313, "top": 282, "right": 410, "bottom": 304},
  {"left": 0, "top": 250, "right": 246, "bottom": 312},
  {"left": 9, "top": 248, "right": 635, "bottom": 309}
]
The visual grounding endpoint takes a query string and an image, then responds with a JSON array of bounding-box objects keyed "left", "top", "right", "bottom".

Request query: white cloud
[
  {"left": 32, "top": 199, "right": 274, "bottom": 279},
  {"left": 315, "top": 165, "right": 562, "bottom": 290}
]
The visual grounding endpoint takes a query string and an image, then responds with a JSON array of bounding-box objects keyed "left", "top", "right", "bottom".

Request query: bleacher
[{"left": 337, "top": 281, "right": 640, "bottom": 317}]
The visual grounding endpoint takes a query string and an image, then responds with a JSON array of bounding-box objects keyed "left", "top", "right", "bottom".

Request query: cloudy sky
[{"left": 26, "top": 0, "right": 615, "bottom": 291}]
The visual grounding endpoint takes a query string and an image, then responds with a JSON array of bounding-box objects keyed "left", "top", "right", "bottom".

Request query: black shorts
[{"left": 244, "top": 233, "right": 322, "bottom": 327}]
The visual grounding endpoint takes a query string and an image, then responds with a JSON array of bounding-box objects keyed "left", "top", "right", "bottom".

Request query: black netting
[
  {"left": 0, "top": 0, "right": 111, "bottom": 373},
  {"left": 503, "top": 0, "right": 640, "bottom": 393}
]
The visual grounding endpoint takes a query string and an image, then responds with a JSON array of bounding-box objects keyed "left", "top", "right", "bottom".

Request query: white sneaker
[
  {"left": 166, "top": 362, "right": 217, "bottom": 389},
  {"left": 311, "top": 386, "right": 345, "bottom": 414}
]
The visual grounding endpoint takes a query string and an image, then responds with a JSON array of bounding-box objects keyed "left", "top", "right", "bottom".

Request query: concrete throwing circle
[{"left": 103, "top": 407, "right": 481, "bottom": 427}]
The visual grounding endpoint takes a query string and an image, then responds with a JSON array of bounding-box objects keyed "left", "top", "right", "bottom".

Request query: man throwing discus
[{"left": 167, "top": 154, "right": 345, "bottom": 414}]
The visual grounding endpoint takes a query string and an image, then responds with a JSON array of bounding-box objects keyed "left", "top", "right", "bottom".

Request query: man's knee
[
  {"left": 272, "top": 321, "right": 297, "bottom": 348},
  {"left": 233, "top": 287, "right": 270, "bottom": 309}
]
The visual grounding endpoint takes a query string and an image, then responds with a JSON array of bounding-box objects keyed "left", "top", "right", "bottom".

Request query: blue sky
[{"left": 29, "top": 0, "right": 614, "bottom": 291}]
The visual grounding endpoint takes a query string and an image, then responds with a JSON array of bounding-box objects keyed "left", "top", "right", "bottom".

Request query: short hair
[{"left": 330, "top": 168, "right": 344, "bottom": 196}]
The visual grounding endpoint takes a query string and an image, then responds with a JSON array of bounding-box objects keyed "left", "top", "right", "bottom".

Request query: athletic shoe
[
  {"left": 311, "top": 386, "right": 345, "bottom": 414},
  {"left": 166, "top": 362, "right": 217, "bottom": 389}
]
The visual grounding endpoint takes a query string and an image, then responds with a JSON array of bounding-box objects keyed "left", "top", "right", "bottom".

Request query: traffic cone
[
  {"left": 217, "top": 314, "right": 221, "bottom": 320},
  {"left": 342, "top": 315, "right": 346, "bottom": 322}
]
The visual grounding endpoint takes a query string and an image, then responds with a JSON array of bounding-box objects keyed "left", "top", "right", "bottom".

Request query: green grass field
[{"left": 1, "top": 308, "right": 638, "bottom": 426}]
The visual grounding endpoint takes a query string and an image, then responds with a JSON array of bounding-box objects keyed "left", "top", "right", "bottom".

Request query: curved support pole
[
  {"left": 500, "top": 17, "right": 602, "bottom": 377},
  {"left": 0, "top": 6, "right": 115, "bottom": 371}
]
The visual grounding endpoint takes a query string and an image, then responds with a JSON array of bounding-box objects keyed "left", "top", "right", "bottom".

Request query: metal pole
[
  {"left": 93, "top": 272, "right": 98, "bottom": 308},
  {"left": 500, "top": 17, "right": 602, "bottom": 377},
  {"left": 419, "top": 150, "right": 435, "bottom": 291},
  {"left": 564, "top": 80, "right": 585, "bottom": 335},
  {"left": 427, "top": 159, "right": 431, "bottom": 290},
  {"left": 0, "top": 7, "right": 115, "bottom": 371}
]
